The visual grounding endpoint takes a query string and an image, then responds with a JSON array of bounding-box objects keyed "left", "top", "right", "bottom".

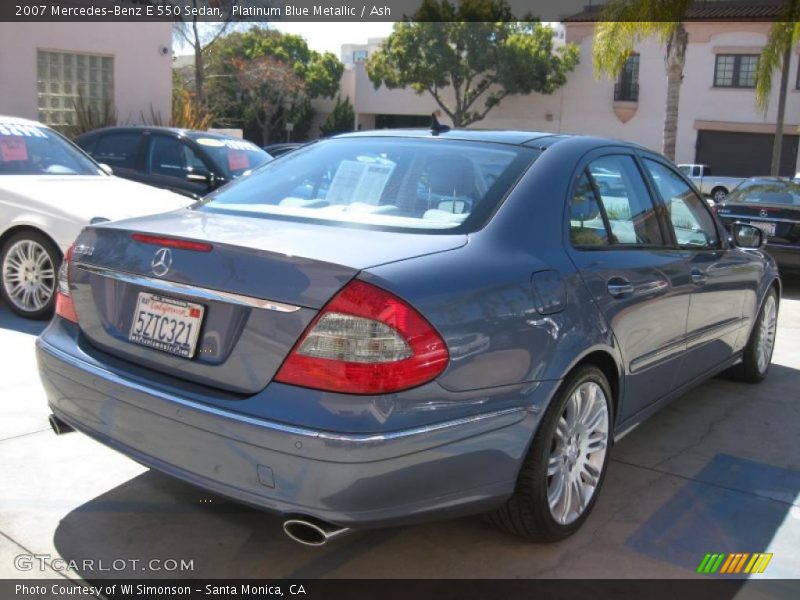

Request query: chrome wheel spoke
[
  {"left": 2, "top": 239, "right": 55, "bottom": 313},
  {"left": 756, "top": 296, "right": 777, "bottom": 373},
  {"left": 546, "top": 380, "right": 609, "bottom": 525}
]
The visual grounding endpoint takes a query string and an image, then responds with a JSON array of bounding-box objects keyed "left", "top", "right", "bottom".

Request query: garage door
[{"left": 696, "top": 130, "right": 799, "bottom": 177}]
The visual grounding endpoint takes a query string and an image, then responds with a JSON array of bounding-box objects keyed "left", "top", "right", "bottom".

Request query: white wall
[{"left": 0, "top": 22, "right": 173, "bottom": 124}]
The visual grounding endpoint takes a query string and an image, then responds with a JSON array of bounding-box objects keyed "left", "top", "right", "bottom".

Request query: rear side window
[
  {"left": 94, "top": 133, "right": 141, "bottom": 169},
  {"left": 644, "top": 159, "right": 719, "bottom": 248},
  {"left": 570, "top": 155, "right": 664, "bottom": 247},
  {"left": 569, "top": 172, "right": 609, "bottom": 246},
  {"left": 147, "top": 135, "right": 206, "bottom": 178}
]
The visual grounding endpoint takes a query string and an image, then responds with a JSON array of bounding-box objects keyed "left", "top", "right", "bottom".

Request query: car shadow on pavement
[
  {"left": 50, "top": 359, "right": 800, "bottom": 579},
  {"left": 0, "top": 302, "right": 48, "bottom": 336}
]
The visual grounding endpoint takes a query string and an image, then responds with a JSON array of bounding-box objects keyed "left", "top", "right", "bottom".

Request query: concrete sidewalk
[{"left": 1, "top": 281, "right": 798, "bottom": 581}]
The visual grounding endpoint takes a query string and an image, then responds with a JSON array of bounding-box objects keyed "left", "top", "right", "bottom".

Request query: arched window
[{"left": 614, "top": 53, "right": 640, "bottom": 102}]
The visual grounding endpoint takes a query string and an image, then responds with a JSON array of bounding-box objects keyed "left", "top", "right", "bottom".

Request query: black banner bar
[
  {"left": 1, "top": 0, "right": 795, "bottom": 23},
  {"left": 4, "top": 579, "right": 800, "bottom": 600}
]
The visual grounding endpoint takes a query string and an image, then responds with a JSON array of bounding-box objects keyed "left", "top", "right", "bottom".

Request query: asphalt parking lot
[{"left": 1, "top": 279, "right": 798, "bottom": 582}]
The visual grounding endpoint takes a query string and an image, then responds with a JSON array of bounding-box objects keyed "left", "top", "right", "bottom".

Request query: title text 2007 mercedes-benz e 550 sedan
[{"left": 36, "top": 130, "right": 780, "bottom": 546}]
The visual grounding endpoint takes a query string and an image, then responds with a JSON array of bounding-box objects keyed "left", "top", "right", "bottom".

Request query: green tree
[
  {"left": 320, "top": 96, "right": 356, "bottom": 137},
  {"left": 165, "top": 1, "right": 271, "bottom": 104},
  {"left": 593, "top": 1, "right": 693, "bottom": 161},
  {"left": 365, "top": 0, "right": 579, "bottom": 128},
  {"left": 205, "top": 27, "right": 344, "bottom": 144},
  {"left": 754, "top": 1, "right": 800, "bottom": 175}
]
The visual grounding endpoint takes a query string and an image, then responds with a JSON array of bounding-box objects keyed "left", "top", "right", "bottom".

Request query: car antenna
[{"left": 430, "top": 112, "right": 450, "bottom": 135}]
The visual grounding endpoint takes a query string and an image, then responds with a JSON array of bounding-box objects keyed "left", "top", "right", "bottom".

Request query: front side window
[
  {"left": 200, "top": 137, "right": 538, "bottom": 233},
  {"left": 94, "top": 133, "right": 141, "bottom": 169},
  {"left": 644, "top": 159, "right": 719, "bottom": 248},
  {"left": 37, "top": 50, "right": 114, "bottom": 129},
  {"left": 583, "top": 155, "right": 664, "bottom": 246},
  {"left": 147, "top": 136, "right": 206, "bottom": 178},
  {"left": 614, "top": 54, "right": 639, "bottom": 101},
  {"left": 714, "top": 54, "right": 759, "bottom": 88}
]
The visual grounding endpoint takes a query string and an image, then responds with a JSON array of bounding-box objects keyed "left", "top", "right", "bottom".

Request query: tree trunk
[
  {"left": 194, "top": 46, "right": 204, "bottom": 104},
  {"left": 769, "top": 44, "right": 792, "bottom": 176},
  {"left": 191, "top": 16, "right": 204, "bottom": 105},
  {"left": 662, "top": 25, "right": 688, "bottom": 161}
]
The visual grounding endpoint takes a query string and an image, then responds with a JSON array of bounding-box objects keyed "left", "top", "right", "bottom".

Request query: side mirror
[
  {"left": 732, "top": 222, "right": 765, "bottom": 249},
  {"left": 98, "top": 163, "right": 113, "bottom": 176}
]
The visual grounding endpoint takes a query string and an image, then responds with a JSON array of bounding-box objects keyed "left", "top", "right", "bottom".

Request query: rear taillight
[
  {"left": 275, "top": 280, "right": 449, "bottom": 394},
  {"left": 55, "top": 244, "right": 78, "bottom": 323}
]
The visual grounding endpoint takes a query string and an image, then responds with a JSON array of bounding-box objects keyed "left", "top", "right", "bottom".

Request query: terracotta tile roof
[{"left": 563, "top": 1, "right": 790, "bottom": 22}]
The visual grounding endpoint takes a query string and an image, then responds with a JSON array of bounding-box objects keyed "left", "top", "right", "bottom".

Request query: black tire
[
  {"left": 487, "top": 365, "right": 613, "bottom": 541},
  {"left": 0, "top": 230, "right": 61, "bottom": 320},
  {"left": 727, "top": 288, "right": 778, "bottom": 383}
]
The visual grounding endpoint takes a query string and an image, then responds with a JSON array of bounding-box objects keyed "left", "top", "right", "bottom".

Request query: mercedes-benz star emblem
[
  {"left": 759, "top": 209, "right": 769, "bottom": 218},
  {"left": 151, "top": 248, "right": 173, "bottom": 277}
]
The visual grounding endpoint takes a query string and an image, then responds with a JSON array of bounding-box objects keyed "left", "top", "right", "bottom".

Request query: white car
[{"left": 0, "top": 116, "right": 193, "bottom": 319}]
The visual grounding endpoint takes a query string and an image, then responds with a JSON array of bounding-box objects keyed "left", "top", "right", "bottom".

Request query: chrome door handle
[
  {"left": 607, "top": 279, "right": 634, "bottom": 297},
  {"left": 691, "top": 268, "right": 708, "bottom": 285}
]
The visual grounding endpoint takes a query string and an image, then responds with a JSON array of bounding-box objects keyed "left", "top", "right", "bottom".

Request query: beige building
[
  {"left": 0, "top": 22, "right": 173, "bottom": 130},
  {"left": 327, "top": 7, "right": 800, "bottom": 176}
]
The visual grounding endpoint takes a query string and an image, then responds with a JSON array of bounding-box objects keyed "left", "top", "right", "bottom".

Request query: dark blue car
[{"left": 37, "top": 130, "right": 780, "bottom": 545}]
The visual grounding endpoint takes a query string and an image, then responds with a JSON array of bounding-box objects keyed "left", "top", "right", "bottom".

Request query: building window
[
  {"left": 614, "top": 54, "right": 639, "bottom": 101},
  {"left": 714, "top": 54, "right": 759, "bottom": 88},
  {"left": 352, "top": 50, "right": 368, "bottom": 63},
  {"left": 37, "top": 50, "right": 114, "bottom": 128}
]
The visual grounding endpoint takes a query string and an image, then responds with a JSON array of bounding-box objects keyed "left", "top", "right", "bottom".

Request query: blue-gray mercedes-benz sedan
[{"left": 36, "top": 129, "right": 780, "bottom": 546}]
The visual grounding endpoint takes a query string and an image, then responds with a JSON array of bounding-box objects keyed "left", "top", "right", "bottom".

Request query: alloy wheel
[
  {"left": 2, "top": 239, "right": 56, "bottom": 314},
  {"left": 547, "top": 381, "right": 609, "bottom": 525},
  {"left": 756, "top": 294, "right": 777, "bottom": 374}
]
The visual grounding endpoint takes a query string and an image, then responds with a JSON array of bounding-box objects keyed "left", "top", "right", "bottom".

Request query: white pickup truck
[{"left": 678, "top": 164, "right": 745, "bottom": 204}]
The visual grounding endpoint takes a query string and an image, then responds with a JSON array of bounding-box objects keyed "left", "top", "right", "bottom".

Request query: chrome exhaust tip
[
  {"left": 48, "top": 414, "right": 74, "bottom": 435},
  {"left": 283, "top": 517, "right": 351, "bottom": 547}
]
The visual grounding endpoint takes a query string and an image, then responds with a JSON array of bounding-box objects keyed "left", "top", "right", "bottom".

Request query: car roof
[
  {"left": 333, "top": 128, "right": 648, "bottom": 151},
  {"left": 743, "top": 176, "right": 795, "bottom": 183},
  {"left": 0, "top": 115, "right": 49, "bottom": 128},
  {"left": 77, "top": 125, "right": 193, "bottom": 137}
]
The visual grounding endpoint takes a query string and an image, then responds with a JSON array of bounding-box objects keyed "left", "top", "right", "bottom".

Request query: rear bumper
[{"left": 36, "top": 324, "right": 547, "bottom": 528}]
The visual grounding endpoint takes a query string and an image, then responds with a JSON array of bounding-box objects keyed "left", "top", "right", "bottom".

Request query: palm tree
[
  {"left": 592, "top": 1, "right": 693, "bottom": 161},
  {"left": 754, "top": 1, "right": 800, "bottom": 176}
]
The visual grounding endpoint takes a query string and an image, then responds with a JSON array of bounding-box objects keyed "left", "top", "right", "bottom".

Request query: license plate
[
  {"left": 749, "top": 221, "right": 776, "bottom": 237},
  {"left": 128, "top": 293, "right": 204, "bottom": 358}
]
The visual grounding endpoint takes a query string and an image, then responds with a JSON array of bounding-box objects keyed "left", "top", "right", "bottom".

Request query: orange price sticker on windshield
[
  {"left": 227, "top": 150, "right": 249, "bottom": 171},
  {"left": 0, "top": 136, "right": 29, "bottom": 161}
]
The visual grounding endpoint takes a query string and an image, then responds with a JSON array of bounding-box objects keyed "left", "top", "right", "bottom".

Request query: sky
[
  {"left": 174, "top": 22, "right": 396, "bottom": 58},
  {"left": 271, "top": 22, "right": 396, "bottom": 56}
]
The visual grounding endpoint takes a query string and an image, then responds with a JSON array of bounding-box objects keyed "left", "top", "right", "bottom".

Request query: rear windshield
[
  {"left": 199, "top": 137, "right": 538, "bottom": 233},
  {"left": 726, "top": 180, "right": 800, "bottom": 206},
  {"left": 187, "top": 133, "right": 272, "bottom": 179},
  {"left": 0, "top": 121, "right": 100, "bottom": 176}
]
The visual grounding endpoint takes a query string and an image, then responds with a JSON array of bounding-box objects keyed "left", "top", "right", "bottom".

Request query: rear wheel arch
[
  {"left": 0, "top": 225, "right": 62, "bottom": 261},
  {"left": 568, "top": 350, "right": 621, "bottom": 425}
]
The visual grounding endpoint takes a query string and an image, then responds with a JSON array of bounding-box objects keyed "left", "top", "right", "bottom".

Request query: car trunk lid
[{"left": 68, "top": 210, "right": 466, "bottom": 394}]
